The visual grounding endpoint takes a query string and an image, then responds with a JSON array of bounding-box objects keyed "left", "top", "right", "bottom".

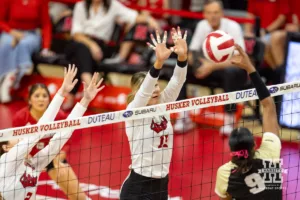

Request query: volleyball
[{"left": 202, "top": 30, "right": 235, "bottom": 63}]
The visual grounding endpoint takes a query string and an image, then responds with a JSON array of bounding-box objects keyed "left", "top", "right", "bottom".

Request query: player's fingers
[
  {"left": 73, "top": 67, "right": 78, "bottom": 78},
  {"left": 171, "top": 30, "right": 178, "bottom": 44},
  {"left": 170, "top": 46, "right": 174, "bottom": 52},
  {"left": 64, "top": 67, "right": 67, "bottom": 77},
  {"left": 162, "top": 31, "right": 167, "bottom": 44},
  {"left": 156, "top": 30, "right": 161, "bottom": 43},
  {"left": 147, "top": 42, "right": 156, "bottom": 50},
  {"left": 97, "top": 85, "right": 105, "bottom": 93},
  {"left": 72, "top": 79, "right": 78, "bottom": 88},
  {"left": 183, "top": 30, "right": 188, "bottom": 41},
  {"left": 177, "top": 26, "right": 182, "bottom": 39},
  {"left": 96, "top": 78, "right": 104, "bottom": 88},
  {"left": 150, "top": 34, "right": 158, "bottom": 46},
  {"left": 234, "top": 44, "right": 245, "bottom": 56}
]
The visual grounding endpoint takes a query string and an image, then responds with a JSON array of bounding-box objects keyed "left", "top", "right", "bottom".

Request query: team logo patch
[{"left": 123, "top": 111, "right": 133, "bottom": 118}]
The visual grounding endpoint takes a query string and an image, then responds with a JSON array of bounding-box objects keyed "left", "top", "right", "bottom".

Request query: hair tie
[{"left": 230, "top": 150, "right": 249, "bottom": 159}]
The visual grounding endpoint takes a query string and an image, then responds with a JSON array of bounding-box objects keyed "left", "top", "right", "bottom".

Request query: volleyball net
[{"left": 1, "top": 81, "right": 300, "bottom": 200}]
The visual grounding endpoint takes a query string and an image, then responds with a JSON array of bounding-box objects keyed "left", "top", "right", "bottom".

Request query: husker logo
[
  {"left": 20, "top": 172, "right": 37, "bottom": 188},
  {"left": 123, "top": 111, "right": 133, "bottom": 118}
]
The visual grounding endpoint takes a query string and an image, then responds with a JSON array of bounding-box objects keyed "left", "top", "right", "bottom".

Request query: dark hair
[
  {"left": 229, "top": 127, "right": 255, "bottom": 173},
  {"left": 0, "top": 141, "right": 8, "bottom": 157},
  {"left": 28, "top": 83, "right": 51, "bottom": 107},
  {"left": 204, "top": 0, "right": 224, "bottom": 9},
  {"left": 29, "top": 83, "right": 50, "bottom": 100},
  {"left": 85, "top": 0, "right": 111, "bottom": 18}
]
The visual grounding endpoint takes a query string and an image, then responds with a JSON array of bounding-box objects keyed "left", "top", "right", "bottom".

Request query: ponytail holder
[{"left": 230, "top": 150, "right": 249, "bottom": 159}]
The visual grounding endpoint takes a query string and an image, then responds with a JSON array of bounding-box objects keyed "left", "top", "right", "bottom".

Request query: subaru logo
[
  {"left": 269, "top": 86, "right": 279, "bottom": 94},
  {"left": 123, "top": 111, "right": 133, "bottom": 118}
]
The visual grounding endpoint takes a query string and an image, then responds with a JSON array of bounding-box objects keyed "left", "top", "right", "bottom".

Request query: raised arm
[
  {"left": 231, "top": 45, "right": 279, "bottom": 136},
  {"left": 160, "top": 27, "right": 188, "bottom": 103},
  {"left": 128, "top": 30, "right": 173, "bottom": 109},
  {"left": 32, "top": 73, "right": 104, "bottom": 171},
  {"left": 1, "top": 65, "right": 78, "bottom": 164}
]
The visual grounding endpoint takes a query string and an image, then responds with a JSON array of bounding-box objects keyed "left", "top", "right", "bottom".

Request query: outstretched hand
[
  {"left": 171, "top": 27, "right": 188, "bottom": 60},
  {"left": 59, "top": 64, "right": 78, "bottom": 97},
  {"left": 147, "top": 30, "right": 173, "bottom": 67},
  {"left": 231, "top": 44, "right": 255, "bottom": 73},
  {"left": 82, "top": 72, "right": 105, "bottom": 102}
]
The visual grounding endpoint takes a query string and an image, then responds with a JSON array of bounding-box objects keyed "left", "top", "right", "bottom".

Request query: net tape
[{"left": 1, "top": 81, "right": 299, "bottom": 142}]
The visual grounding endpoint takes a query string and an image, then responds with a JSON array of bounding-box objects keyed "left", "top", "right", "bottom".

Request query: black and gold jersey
[{"left": 215, "top": 132, "right": 282, "bottom": 200}]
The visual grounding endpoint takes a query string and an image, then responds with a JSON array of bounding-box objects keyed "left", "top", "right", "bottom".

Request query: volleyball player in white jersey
[
  {"left": 120, "top": 27, "right": 188, "bottom": 200},
  {"left": 0, "top": 65, "right": 104, "bottom": 200}
]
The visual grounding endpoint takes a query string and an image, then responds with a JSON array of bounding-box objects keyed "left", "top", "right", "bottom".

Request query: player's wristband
[
  {"left": 149, "top": 66, "right": 160, "bottom": 78},
  {"left": 177, "top": 59, "right": 188, "bottom": 68},
  {"left": 249, "top": 71, "right": 270, "bottom": 100}
]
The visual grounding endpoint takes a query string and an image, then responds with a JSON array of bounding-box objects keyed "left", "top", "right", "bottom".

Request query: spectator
[
  {"left": 268, "top": 0, "right": 299, "bottom": 71},
  {"left": 103, "top": 0, "right": 167, "bottom": 65},
  {"left": 186, "top": 0, "right": 247, "bottom": 135},
  {"left": 245, "top": 0, "right": 290, "bottom": 69},
  {"left": 63, "top": 0, "right": 160, "bottom": 110},
  {"left": 0, "top": 0, "right": 54, "bottom": 103}
]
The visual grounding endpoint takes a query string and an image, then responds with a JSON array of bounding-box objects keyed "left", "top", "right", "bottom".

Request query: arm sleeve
[
  {"left": 215, "top": 165, "right": 230, "bottom": 198},
  {"left": 0, "top": 0, "right": 11, "bottom": 32},
  {"left": 160, "top": 61, "right": 187, "bottom": 103},
  {"left": 255, "top": 132, "right": 281, "bottom": 160},
  {"left": 32, "top": 103, "right": 87, "bottom": 171},
  {"left": 113, "top": 0, "right": 138, "bottom": 26},
  {"left": 189, "top": 21, "right": 206, "bottom": 52},
  {"left": 0, "top": 94, "right": 64, "bottom": 175},
  {"left": 127, "top": 71, "right": 159, "bottom": 109},
  {"left": 71, "top": 2, "right": 86, "bottom": 35},
  {"left": 2, "top": 94, "right": 65, "bottom": 164},
  {"left": 40, "top": 0, "right": 52, "bottom": 49}
]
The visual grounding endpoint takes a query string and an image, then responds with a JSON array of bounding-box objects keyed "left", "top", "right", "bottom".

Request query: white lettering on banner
[
  {"left": 88, "top": 113, "right": 115, "bottom": 124},
  {"left": 2, "top": 81, "right": 300, "bottom": 142},
  {"left": 37, "top": 180, "right": 181, "bottom": 199},
  {"left": 236, "top": 89, "right": 257, "bottom": 100}
]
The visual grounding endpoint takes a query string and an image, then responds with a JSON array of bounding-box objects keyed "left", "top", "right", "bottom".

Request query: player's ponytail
[
  {"left": 127, "top": 72, "right": 147, "bottom": 104},
  {"left": 0, "top": 141, "right": 8, "bottom": 157},
  {"left": 229, "top": 127, "right": 256, "bottom": 173}
]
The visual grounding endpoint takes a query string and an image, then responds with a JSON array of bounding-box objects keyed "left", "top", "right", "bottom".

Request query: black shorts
[
  {"left": 120, "top": 170, "right": 169, "bottom": 200},
  {"left": 46, "top": 159, "right": 68, "bottom": 172}
]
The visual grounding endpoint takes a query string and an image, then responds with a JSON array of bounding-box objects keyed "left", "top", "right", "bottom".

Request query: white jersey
[
  {"left": 126, "top": 63, "right": 187, "bottom": 178},
  {"left": 0, "top": 94, "right": 87, "bottom": 200}
]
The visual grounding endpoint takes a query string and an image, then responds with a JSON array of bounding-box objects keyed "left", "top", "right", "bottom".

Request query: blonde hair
[{"left": 127, "top": 72, "right": 147, "bottom": 104}]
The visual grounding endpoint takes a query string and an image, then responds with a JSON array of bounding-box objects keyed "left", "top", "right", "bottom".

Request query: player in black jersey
[{"left": 215, "top": 44, "right": 282, "bottom": 200}]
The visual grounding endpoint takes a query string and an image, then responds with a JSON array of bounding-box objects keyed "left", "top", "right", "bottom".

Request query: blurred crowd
[{"left": 0, "top": 0, "right": 299, "bottom": 128}]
